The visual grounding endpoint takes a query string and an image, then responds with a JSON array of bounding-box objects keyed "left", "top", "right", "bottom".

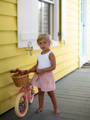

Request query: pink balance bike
[{"left": 11, "top": 71, "right": 35, "bottom": 117}]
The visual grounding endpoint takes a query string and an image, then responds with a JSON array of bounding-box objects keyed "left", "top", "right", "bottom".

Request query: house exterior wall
[{"left": 0, "top": 0, "right": 80, "bottom": 114}]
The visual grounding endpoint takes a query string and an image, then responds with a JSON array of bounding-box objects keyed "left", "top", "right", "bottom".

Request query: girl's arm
[
  {"left": 26, "top": 63, "right": 38, "bottom": 73},
  {"left": 14, "top": 61, "right": 38, "bottom": 74},
  {"left": 36, "top": 53, "right": 56, "bottom": 74}
]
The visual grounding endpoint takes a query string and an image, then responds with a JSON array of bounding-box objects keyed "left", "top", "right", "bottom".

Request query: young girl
[{"left": 14, "top": 34, "right": 60, "bottom": 114}]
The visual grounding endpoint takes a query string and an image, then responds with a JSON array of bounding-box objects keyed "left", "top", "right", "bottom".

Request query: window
[
  {"left": 38, "top": 0, "right": 59, "bottom": 44},
  {"left": 38, "top": 0, "right": 54, "bottom": 39},
  {"left": 17, "top": 0, "right": 59, "bottom": 49}
]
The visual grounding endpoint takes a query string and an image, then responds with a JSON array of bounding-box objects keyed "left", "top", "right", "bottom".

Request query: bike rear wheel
[{"left": 15, "top": 92, "right": 28, "bottom": 117}]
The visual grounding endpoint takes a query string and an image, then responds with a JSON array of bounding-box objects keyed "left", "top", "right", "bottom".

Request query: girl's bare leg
[
  {"left": 35, "top": 88, "right": 45, "bottom": 113},
  {"left": 47, "top": 91, "right": 60, "bottom": 114}
]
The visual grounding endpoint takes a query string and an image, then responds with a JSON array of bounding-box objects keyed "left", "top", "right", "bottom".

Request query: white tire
[
  {"left": 15, "top": 92, "right": 28, "bottom": 117},
  {"left": 29, "top": 94, "right": 34, "bottom": 103}
]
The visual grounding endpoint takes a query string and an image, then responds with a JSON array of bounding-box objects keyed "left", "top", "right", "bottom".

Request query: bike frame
[{"left": 19, "top": 85, "right": 33, "bottom": 102}]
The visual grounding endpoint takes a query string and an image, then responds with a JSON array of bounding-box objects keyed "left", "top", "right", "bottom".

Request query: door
[{"left": 80, "top": 0, "right": 88, "bottom": 66}]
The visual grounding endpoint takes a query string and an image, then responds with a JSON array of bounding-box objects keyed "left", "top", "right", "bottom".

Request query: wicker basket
[{"left": 11, "top": 73, "right": 30, "bottom": 87}]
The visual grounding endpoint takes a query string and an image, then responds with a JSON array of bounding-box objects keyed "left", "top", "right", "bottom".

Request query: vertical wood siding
[{"left": 0, "top": 0, "right": 80, "bottom": 114}]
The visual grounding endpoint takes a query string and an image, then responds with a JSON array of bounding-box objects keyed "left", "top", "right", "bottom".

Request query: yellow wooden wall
[
  {"left": 0, "top": 0, "right": 80, "bottom": 114},
  {"left": 87, "top": 1, "right": 90, "bottom": 60}
]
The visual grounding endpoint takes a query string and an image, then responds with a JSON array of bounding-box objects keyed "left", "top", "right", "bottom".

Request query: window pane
[{"left": 38, "top": 1, "right": 50, "bottom": 34}]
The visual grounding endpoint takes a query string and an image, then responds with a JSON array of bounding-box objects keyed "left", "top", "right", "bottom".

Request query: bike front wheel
[
  {"left": 15, "top": 92, "right": 28, "bottom": 117},
  {"left": 29, "top": 94, "right": 34, "bottom": 103}
]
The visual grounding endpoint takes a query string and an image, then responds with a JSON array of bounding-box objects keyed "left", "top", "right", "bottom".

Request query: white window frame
[
  {"left": 52, "top": 0, "right": 59, "bottom": 46},
  {"left": 61, "top": 0, "right": 67, "bottom": 43},
  {"left": 39, "top": 0, "right": 54, "bottom": 4}
]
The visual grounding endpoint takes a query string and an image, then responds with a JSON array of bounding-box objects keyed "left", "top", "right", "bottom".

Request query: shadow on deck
[{"left": 1, "top": 68, "right": 90, "bottom": 120}]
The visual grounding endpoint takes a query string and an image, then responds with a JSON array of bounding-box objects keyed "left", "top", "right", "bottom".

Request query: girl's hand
[
  {"left": 15, "top": 68, "right": 23, "bottom": 74},
  {"left": 10, "top": 68, "right": 19, "bottom": 73},
  {"left": 36, "top": 69, "right": 44, "bottom": 74},
  {"left": 10, "top": 69, "right": 16, "bottom": 73}
]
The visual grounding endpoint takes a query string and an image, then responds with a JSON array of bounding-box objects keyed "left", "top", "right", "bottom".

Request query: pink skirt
[{"left": 31, "top": 72, "right": 56, "bottom": 92}]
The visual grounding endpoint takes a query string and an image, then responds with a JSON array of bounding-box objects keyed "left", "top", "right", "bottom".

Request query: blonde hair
[{"left": 37, "top": 34, "right": 51, "bottom": 44}]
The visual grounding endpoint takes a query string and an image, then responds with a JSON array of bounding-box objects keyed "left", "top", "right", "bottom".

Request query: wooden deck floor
[{"left": 1, "top": 68, "right": 90, "bottom": 120}]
